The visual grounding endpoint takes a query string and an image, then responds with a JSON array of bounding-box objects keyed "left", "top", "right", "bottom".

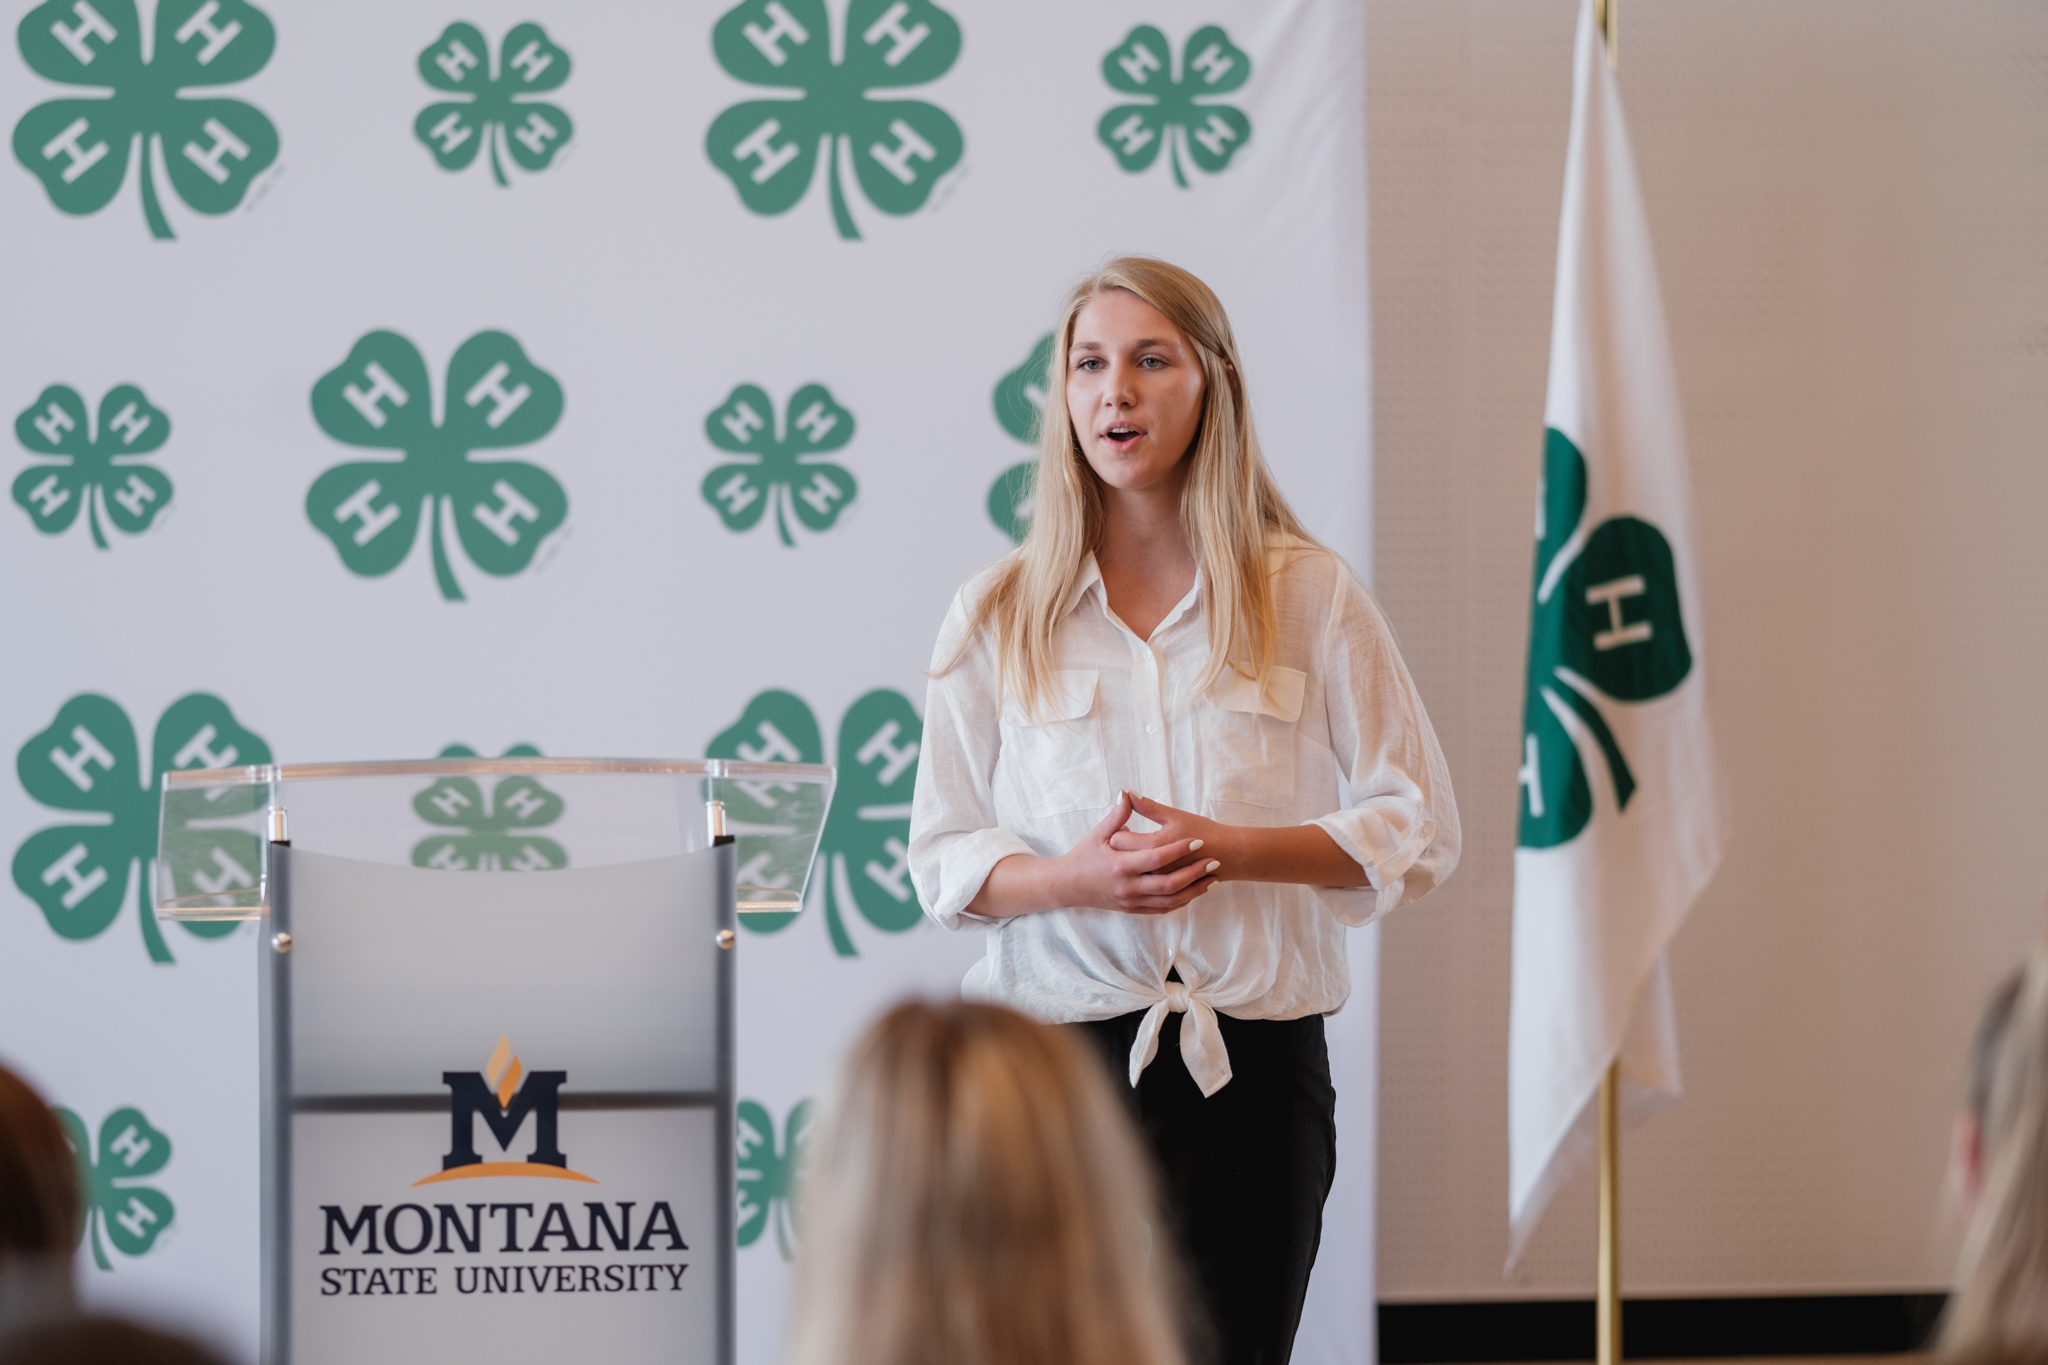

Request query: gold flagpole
[
  {"left": 1597, "top": 1062, "right": 1621, "bottom": 1365},
  {"left": 1594, "top": 0, "right": 1618, "bottom": 69}
]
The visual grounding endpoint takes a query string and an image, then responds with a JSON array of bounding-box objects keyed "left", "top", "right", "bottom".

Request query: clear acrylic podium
[{"left": 153, "top": 758, "right": 834, "bottom": 1365}]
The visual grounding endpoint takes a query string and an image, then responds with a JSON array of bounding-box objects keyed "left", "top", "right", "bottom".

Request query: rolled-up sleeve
[
  {"left": 1306, "top": 570, "right": 1461, "bottom": 927},
  {"left": 909, "top": 589, "right": 1032, "bottom": 930}
]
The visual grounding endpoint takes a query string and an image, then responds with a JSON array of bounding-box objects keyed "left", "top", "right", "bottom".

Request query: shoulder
[
  {"left": 1265, "top": 538, "right": 1378, "bottom": 618},
  {"left": 929, "top": 554, "right": 1020, "bottom": 669}
]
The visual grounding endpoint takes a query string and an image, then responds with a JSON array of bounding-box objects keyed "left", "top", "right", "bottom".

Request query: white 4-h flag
[{"left": 1507, "top": 0, "right": 1730, "bottom": 1261}]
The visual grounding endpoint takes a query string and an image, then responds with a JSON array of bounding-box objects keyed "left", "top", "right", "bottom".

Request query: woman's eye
[
  {"left": 1077, "top": 358, "right": 1102, "bottom": 370},
  {"left": 1140, "top": 356, "right": 1164, "bottom": 368}
]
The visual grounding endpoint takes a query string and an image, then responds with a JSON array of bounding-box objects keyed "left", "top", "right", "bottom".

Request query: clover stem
[
  {"left": 489, "top": 124, "right": 510, "bottom": 188},
  {"left": 825, "top": 854, "right": 858, "bottom": 958},
  {"left": 430, "top": 496, "right": 466, "bottom": 601},
  {"left": 136, "top": 860, "right": 173, "bottom": 964},
  {"left": 89, "top": 1211, "right": 112, "bottom": 1271},
  {"left": 89, "top": 486, "right": 110, "bottom": 550},
  {"left": 139, "top": 135, "right": 175, "bottom": 240},
  {"left": 1169, "top": 126, "right": 1190, "bottom": 190},
  {"left": 773, "top": 486, "right": 796, "bottom": 548},
  {"left": 827, "top": 136, "right": 860, "bottom": 241},
  {"left": 775, "top": 1203, "right": 794, "bottom": 1262}
]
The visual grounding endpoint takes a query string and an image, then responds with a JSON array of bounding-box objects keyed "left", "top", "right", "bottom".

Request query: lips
[{"left": 1102, "top": 424, "right": 1144, "bottom": 446}]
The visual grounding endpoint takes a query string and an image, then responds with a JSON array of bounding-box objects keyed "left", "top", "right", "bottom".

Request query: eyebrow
[{"left": 1070, "top": 337, "right": 1176, "bottom": 352}]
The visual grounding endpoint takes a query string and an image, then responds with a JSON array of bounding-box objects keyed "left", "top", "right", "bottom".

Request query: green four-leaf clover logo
[
  {"left": 412, "top": 743, "right": 567, "bottom": 871},
  {"left": 736, "top": 1096, "right": 810, "bottom": 1260},
  {"left": 708, "top": 688, "right": 921, "bottom": 956},
  {"left": 307, "top": 330, "right": 567, "bottom": 602},
  {"left": 1098, "top": 24, "right": 1251, "bottom": 188},
  {"left": 55, "top": 1105, "right": 174, "bottom": 1269},
  {"left": 415, "top": 22, "right": 573, "bottom": 188},
  {"left": 14, "top": 693, "right": 269, "bottom": 964},
  {"left": 986, "top": 334, "right": 1050, "bottom": 545},
  {"left": 1517, "top": 429, "right": 1693, "bottom": 848},
  {"left": 13, "top": 384, "right": 172, "bottom": 547},
  {"left": 13, "top": 0, "right": 279, "bottom": 239},
  {"left": 702, "top": 383, "right": 857, "bottom": 546},
  {"left": 707, "top": 0, "right": 963, "bottom": 240}
]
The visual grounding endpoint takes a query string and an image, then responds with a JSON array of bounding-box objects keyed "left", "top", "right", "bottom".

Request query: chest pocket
[
  {"left": 998, "top": 670, "right": 1111, "bottom": 818},
  {"left": 1201, "top": 666, "right": 1308, "bottom": 809}
]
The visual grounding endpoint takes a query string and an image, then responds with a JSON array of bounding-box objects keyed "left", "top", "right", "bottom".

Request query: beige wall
[{"left": 1370, "top": 0, "right": 2048, "bottom": 1299}]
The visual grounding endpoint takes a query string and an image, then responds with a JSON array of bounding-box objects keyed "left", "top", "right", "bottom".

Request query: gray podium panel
[{"left": 265, "top": 847, "right": 734, "bottom": 1365}]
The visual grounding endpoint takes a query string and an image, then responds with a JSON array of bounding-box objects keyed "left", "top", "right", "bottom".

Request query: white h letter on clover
[
  {"left": 791, "top": 400, "right": 838, "bottom": 444},
  {"left": 868, "top": 120, "right": 936, "bottom": 185},
  {"left": 862, "top": 2, "right": 929, "bottom": 66},
  {"left": 24, "top": 475, "right": 70, "bottom": 518},
  {"left": 182, "top": 117, "right": 251, "bottom": 184},
  {"left": 112, "top": 474, "right": 158, "bottom": 517},
  {"left": 106, "top": 401, "right": 151, "bottom": 445},
  {"left": 465, "top": 362, "right": 531, "bottom": 428},
  {"left": 1189, "top": 42, "right": 1235, "bottom": 86},
  {"left": 737, "top": 720, "right": 802, "bottom": 765},
  {"left": 855, "top": 719, "right": 918, "bottom": 785},
  {"left": 428, "top": 784, "right": 471, "bottom": 819},
  {"left": 864, "top": 837, "right": 913, "bottom": 901},
  {"left": 1192, "top": 114, "right": 1238, "bottom": 158},
  {"left": 33, "top": 401, "right": 76, "bottom": 445},
  {"left": 512, "top": 111, "right": 561, "bottom": 156},
  {"left": 473, "top": 480, "right": 540, "bottom": 545},
  {"left": 174, "top": 1, "right": 242, "bottom": 65},
  {"left": 741, "top": 1, "right": 809, "bottom": 66},
  {"left": 796, "top": 472, "right": 844, "bottom": 518},
  {"left": 501, "top": 787, "right": 545, "bottom": 820},
  {"left": 173, "top": 723, "right": 239, "bottom": 770},
  {"left": 434, "top": 38, "right": 480, "bottom": 83},
  {"left": 190, "top": 845, "right": 254, "bottom": 894},
  {"left": 40, "top": 844, "right": 107, "bottom": 911},
  {"left": 49, "top": 725, "right": 115, "bottom": 791},
  {"left": 731, "top": 119, "right": 799, "bottom": 184},
  {"left": 49, "top": 1, "right": 116, "bottom": 65},
  {"left": 721, "top": 401, "right": 767, "bottom": 444},
  {"left": 333, "top": 480, "right": 400, "bottom": 545},
  {"left": 41, "top": 118, "right": 108, "bottom": 184},
  {"left": 342, "top": 361, "right": 410, "bottom": 428},
  {"left": 1586, "top": 576, "right": 1652, "bottom": 650},
  {"left": 1107, "top": 114, "right": 1154, "bottom": 156},
  {"left": 1117, "top": 40, "right": 1163, "bottom": 86},
  {"left": 426, "top": 111, "right": 472, "bottom": 154},
  {"left": 712, "top": 472, "right": 759, "bottom": 516},
  {"left": 114, "top": 1196, "right": 158, "bottom": 1240},
  {"left": 507, "top": 39, "right": 554, "bottom": 83},
  {"left": 1517, "top": 732, "right": 1544, "bottom": 818}
]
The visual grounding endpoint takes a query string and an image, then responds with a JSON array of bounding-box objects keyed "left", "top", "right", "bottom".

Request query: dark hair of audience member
[
  {"left": 785, "top": 1000, "right": 1192, "bottom": 1365},
  {"left": 0, "top": 1316, "right": 229, "bottom": 1365},
  {"left": 0, "top": 1066, "right": 78, "bottom": 1262}
]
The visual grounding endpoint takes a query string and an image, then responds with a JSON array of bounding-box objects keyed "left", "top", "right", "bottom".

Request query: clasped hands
[{"left": 973, "top": 791, "right": 1231, "bottom": 918}]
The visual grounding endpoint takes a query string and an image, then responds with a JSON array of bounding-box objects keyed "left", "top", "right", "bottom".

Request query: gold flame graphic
[{"left": 483, "top": 1035, "right": 524, "bottom": 1109}]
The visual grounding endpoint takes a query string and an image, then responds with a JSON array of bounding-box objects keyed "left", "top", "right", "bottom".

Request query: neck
[{"left": 1095, "top": 477, "right": 1193, "bottom": 578}]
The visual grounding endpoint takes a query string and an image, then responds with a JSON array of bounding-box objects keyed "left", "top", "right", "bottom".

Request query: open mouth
[{"left": 1103, "top": 425, "right": 1144, "bottom": 445}]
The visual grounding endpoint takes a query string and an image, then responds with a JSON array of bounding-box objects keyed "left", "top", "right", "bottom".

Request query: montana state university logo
[{"left": 416, "top": 1035, "right": 593, "bottom": 1185}]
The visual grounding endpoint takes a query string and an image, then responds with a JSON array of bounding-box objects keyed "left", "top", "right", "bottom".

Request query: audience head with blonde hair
[
  {"left": 1942, "top": 938, "right": 2048, "bottom": 1363},
  {"left": 785, "top": 1000, "right": 1191, "bottom": 1365}
]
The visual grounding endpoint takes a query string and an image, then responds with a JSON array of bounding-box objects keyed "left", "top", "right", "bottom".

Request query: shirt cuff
[
  {"left": 925, "top": 827, "right": 1038, "bottom": 931},
  {"left": 1307, "top": 813, "right": 1437, "bottom": 928}
]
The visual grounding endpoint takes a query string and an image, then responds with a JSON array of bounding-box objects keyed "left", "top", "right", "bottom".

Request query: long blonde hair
[
  {"left": 1943, "top": 937, "right": 2048, "bottom": 1361},
  {"left": 785, "top": 1000, "right": 1191, "bottom": 1365},
  {"left": 948, "top": 257, "right": 1320, "bottom": 718}
]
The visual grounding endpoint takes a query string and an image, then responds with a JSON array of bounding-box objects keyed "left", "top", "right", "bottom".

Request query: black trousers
[{"left": 1075, "top": 1008, "right": 1338, "bottom": 1365}]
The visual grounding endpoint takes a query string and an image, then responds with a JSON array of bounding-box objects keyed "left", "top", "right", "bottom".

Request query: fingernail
[
  {"left": 1206, "top": 861, "right": 1221, "bottom": 873},
  {"left": 1188, "top": 839, "right": 1204, "bottom": 852}
]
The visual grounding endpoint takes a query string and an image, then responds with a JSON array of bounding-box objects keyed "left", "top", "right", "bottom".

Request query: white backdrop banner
[{"left": 0, "top": 0, "right": 1372, "bottom": 1359}]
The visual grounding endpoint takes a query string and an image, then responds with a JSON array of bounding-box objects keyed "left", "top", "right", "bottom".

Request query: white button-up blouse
[{"left": 908, "top": 545, "right": 1460, "bottom": 1096}]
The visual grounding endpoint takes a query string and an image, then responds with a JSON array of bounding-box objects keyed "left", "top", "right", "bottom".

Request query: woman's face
[{"left": 1066, "top": 289, "right": 1207, "bottom": 496}]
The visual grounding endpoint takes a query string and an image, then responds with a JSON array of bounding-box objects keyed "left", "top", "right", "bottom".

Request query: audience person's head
[
  {"left": 0, "top": 1316, "right": 228, "bottom": 1365},
  {"left": 785, "top": 1000, "right": 1190, "bottom": 1365},
  {"left": 0, "top": 1065, "right": 79, "bottom": 1330},
  {"left": 1943, "top": 940, "right": 2048, "bottom": 1361}
]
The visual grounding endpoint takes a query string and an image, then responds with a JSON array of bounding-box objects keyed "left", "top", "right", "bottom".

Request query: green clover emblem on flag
[
  {"left": 307, "top": 331, "right": 567, "bottom": 603},
  {"left": 412, "top": 743, "right": 567, "bottom": 871},
  {"left": 12, "top": 0, "right": 279, "bottom": 239},
  {"left": 1098, "top": 24, "right": 1251, "bottom": 188},
  {"left": 13, "top": 693, "right": 269, "bottom": 963},
  {"left": 986, "top": 334, "right": 1051, "bottom": 545},
  {"left": 54, "top": 1105, "right": 174, "bottom": 1269},
  {"left": 13, "top": 384, "right": 172, "bottom": 547},
  {"left": 708, "top": 689, "right": 921, "bottom": 957},
  {"left": 702, "top": 383, "right": 857, "bottom": 546},
  {"left": 736, "top": 1097, "right": 811, "bottom": 1260},
  {"left": 414, "top": 22, "right": 572, "bottom": 188},
  {"left": 1517, "top": 429, "right": 1693, "bottom": 848},
  {"left": 707, "top": 0, "right": 963, "bottom": 241}
]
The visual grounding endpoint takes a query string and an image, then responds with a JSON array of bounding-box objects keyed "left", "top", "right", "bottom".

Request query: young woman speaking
[{"left": 910, "top": 258, "right": 1459, "bottom": 1364}]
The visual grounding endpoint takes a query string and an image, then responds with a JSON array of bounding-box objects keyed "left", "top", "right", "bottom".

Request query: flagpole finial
[{"left": 1595, "top": 0, "right": 1618, "bottom": 69}]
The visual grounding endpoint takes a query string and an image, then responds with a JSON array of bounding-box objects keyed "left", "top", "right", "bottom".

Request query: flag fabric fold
[{"left": 1507, "top": 0, "right": 1730, "bottom": 1264}]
